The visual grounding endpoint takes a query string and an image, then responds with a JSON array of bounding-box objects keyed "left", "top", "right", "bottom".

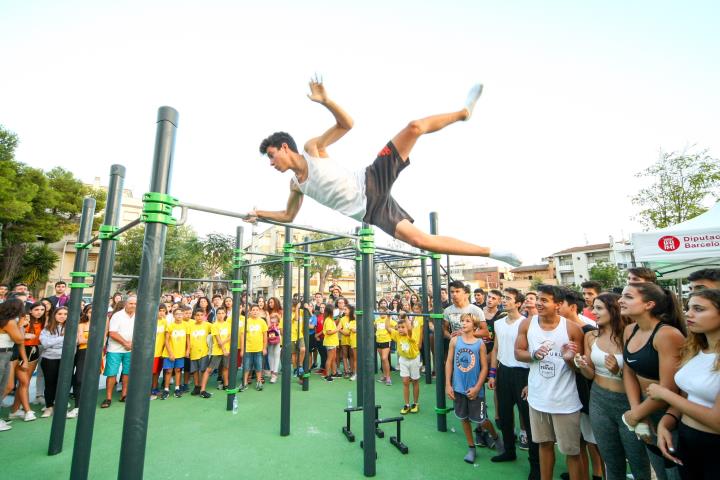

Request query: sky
[{"left": 2, "top": 0, "right": 719, "bottom": 266}]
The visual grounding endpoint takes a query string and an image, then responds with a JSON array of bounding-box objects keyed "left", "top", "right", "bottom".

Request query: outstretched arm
[
  {"left": 303, "top": 77, "right": 353, "bottom": 158},
  {"left": 246, "top": 180, "right": 304, "bottom": 224}
]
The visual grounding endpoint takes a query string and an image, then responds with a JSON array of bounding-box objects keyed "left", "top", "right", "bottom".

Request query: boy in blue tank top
[{"left": 446, "top": 313, "right": 489, "bottom": 464}]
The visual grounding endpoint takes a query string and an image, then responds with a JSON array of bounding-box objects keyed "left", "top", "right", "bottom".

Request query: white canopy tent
[{"left": 632, "top": 202, "right": 720, "bottom": 279}]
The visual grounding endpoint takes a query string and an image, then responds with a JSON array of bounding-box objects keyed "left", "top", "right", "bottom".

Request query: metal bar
[
  {"left": 360, "top": 224, "right": 376, "bottom": 476},
  {"left": 179, "top": 201, "right": 359, "bottom": 240},
  {"left": 302, "top": 238, "right": 311, "bottom": 391},
  {"left": 111, "top": 274, "right": 232, "bottom": 283},
  {"left": 241, "top": 260, "right": 284, "bottom": 269},
  {"left": 70, "top": 165, "right": 125, "bottom": 480},
  {"left": 354, "top": 231, "right": 364, "bottom": 407},
  {"left": 430, "top": 212, "right": 447, "bottom": 432},
  {"left": 111, "top": 217, "right": 143, "bottom": 239},
  {"left": 420, "top": 255, "right": 432, "bottom": 385},
  {"left": 243, "top": 251, "right": 285, "bottom": 258},
  {"left": 280, "top": 226, "right": 293, "bottom": 436},
  {"left": 374, "top": 244, "right": 422, "bottom": 257},
  {"left": 380, "top": 261, "right": 417, "bottom": 294},
  {"left": 78, "top": 235, "right": 100, "bottom": 249},
  {"left": 227, "top": 226, "right": 244, "bottom": 411},
  {"left": 48, "top": 197, "right": 96, "bottom": 455},
  {"left": 118, "top": 106, "right": 178, "bottom": 480},
  {"left": 291, "top": 235, "right": 346, "bottom": 247}
]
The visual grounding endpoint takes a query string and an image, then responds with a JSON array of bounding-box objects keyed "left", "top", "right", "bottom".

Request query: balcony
[{"left": 557, "top": 264, "right": 573, "bottom": 272}]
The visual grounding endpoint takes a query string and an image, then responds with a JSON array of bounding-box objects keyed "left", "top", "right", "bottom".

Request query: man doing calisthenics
[{"left": 247, "top": 77, "right": 520, "bottom": 265}]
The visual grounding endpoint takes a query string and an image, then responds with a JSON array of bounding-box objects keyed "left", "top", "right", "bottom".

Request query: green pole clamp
[
  {"left": 142, "top": 192, "right": 178, "bottom": 225},
  {"left": 303, "top": 255, "right": 310, "bottom": 268},
  {"left": 68, "top": 282, "right": 91, "bottom": 289},
  {"left": 302, "top": 373, "right": 311, "bottom": 379},
  {"left": 232, "top": 249, "right": 245, "bottom": 264},
  {"left": 434, "top": 406, "right": 453, "bottom": 414},
  {"left": 75, "top": 242, "right": 91, "bottom": 249},
  {"left": 230, "top": 280, "right": 244, "bottom": 285},
  {"left": 143, "top": 192, "right": 179, "bottom": 206},
  {"left": 282, "top": 243, "right": 295, "bottom": 263},
  {"left": 69, "top": 271, "right": 94, "bottom": 278},
  {"left": 429, "top": 313, "right": 444, "bottom": 320},
  {"left": 355, "top": 256, "right": 361, "bottom": 261},
  {"left": 225, "top": 388, "right": 239, "bottom": 395},
  {"left": 430, "top": 253, "right": 442, "bottom": 260},
  {"left": 98, "top": 224, "right": 119, "bottom": 240},
  {"left": 230, "top": 288, "right": 244, "bottom": 292},
  {"left": 141, "top": 212, "right": 177, "bottom": 225},
  {"left": 356, "top": 310, "right": 363, "bottom": 315},
  {"left": 359, "top": 228, "right": 375, "bottom": 254}
]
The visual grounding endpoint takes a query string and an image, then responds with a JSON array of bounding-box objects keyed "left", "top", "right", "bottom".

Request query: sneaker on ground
[
  {"left": 174, "top": 389, "right": 182, "bottom": 398},
  {"left": 350, "top": 374, "right": 356, "bottom": 381},
  {"left": 217, "top": 381, "right": 223, "bottom": 390},
  {"left": 270, "top": 374, "right": 277, "bottom": 384},
  {"left": 325, "top": 376, "right": 334, "bottom": 382},
  {"left": 66, "top": 408, "right": 79, "bottom": 419},
  {"left": 483, "top": 430, "right": 497, "bottom": 449},
  {"left": 200, "top": 391, "right": 212, "bottom": 399},
  {"left": 8, "top": 409, "right": 25, "bottom": 420},
  {"left": 474, "top": 427, "right": 487, "bottom": 447},
  {"left": 401, "top": 405, "right": 411, "bottom": 415},
  {"left": 160, "top": 390, "right": 169, "bottom": 400},
  {"left": 41, "top": 407, "right": 53, "bottom": 418},
  {"left": 239, "top": 384, "right": 248, "bottom": 392},
  {"left": 297, "top": 367, "right": 304, "bottom": 376},
  {"left": 491, "top": 451, "right": 517, "bottom": 463},
  {"left": 385, "top": 379, "right": 392, "bottom": 386},
  {"left": 376, "top": 377, "right": 387, "bottom": 383},
  {"left": 410, "top": 403, "right": 419, "bottom": 413},
  {"left": 24, "top": 410, "right": 38, "bottom": 422},
  {"left": 256, "top": 382, "right": 263, "bottom": 391},
  {"left": 191, "top": 386, "right": 201, "bottom": 396},
  {"left": 519, "top": 430, "right": 529, "bottom": 450},
  {"left": 0, "top": 419, "right": 12, "bottom": 431}
]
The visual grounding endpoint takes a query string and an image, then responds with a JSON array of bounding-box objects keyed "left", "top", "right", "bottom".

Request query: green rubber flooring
[{"left": 2, "top": 369, "right": 564, "bottom": 479}]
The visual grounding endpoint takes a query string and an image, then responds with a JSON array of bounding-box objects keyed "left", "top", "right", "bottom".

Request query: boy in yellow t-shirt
[
  {"left": 151, "top": 304, "right": 169, "bottom": 399},
  {"left": 389, "top": 313, "right": 423, "bottom": 414},
  {"left": 241, "top": 305, "right": 268, "bottom": 391},
  {"left": 207, "top": 307, "right": 231, "bottom": 389},
  {"left": 188, "top": 309, "right": 212, "bottom": 398},
  {"left": 162, "top": 309, "right": 190, "bottom": 399},
  {"left": 290, "top": 301, "right": 306, "bottom": 376},
  {"left": 322, "top": 310, "right": 339, "bottom": 381},
  {"left": 375, "top": 309, "right": 397, "bottom": 386}
]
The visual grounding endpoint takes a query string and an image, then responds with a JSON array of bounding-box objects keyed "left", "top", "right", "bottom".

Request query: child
[
  {"left": 161, "top": 309, "right": 190, "bottom": 399},
  {"left": 375, "top": 308, "right": 397, "bottom": 385},
  {"left": 445, "top": 313, "right": 488, "bottom": 464},
  {"left": 322, "top": 305, "right": 339, "bottom": 381},
  {"left": 241, "top": 305, "right": 268, "bottom": 391},
  {"left": 388, "top": 313, "right": 422, "bottom": 414},
  {"left": 188, "top": 309, "right": 212, "bottom": 397},
  {"left": 290, "top": 301, "right": 306, "bottom": 376},
  {"left": 207, "top": 307, "right": 231, "bottom": 389},
  {"left": 347, "top": 305, "right": 357, "bottom": 381},
  {"left": 39, "top": 307, "right": 68, "bottom": 418},
  {"left": 338, "top": 307, "right": 352, "bottom": 378},
  {"left": 266, "top": 313, "right": 282, "bottom": 383},
  {"left": 179, "top": 305, "right": 193, "bottom": 393},
  {"left": 151, "top": 304, "right": 168, "bottom": 399}
]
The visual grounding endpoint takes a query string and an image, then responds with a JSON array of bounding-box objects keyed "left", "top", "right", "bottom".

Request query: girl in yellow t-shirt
[
  {"left": 338, "top": 308, "right": 352, "bottom": 378},
  {"left": 375, "top": 307, "right": 397, "bottom": 386},
  {"left": 322, "top": 304, "right": 339, "bottom": 381},
  {"left": 345, "top": 304, "right": 358, "bottom": 381}
]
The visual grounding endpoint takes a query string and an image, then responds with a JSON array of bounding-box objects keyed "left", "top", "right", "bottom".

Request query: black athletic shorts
[{"left": 363, "top": 141, "right": 414, "bottom": 237}]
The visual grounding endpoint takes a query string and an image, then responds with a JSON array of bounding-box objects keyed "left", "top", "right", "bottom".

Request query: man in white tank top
[
  {"left": 247, "top": 77, "right": 519, "bottom": 264},
  {"left": 515, "top": 285, "right": 585, "bottom": 480}
]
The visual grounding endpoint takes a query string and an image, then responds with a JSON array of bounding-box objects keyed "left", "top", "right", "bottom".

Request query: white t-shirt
[
  {"left": 443, "top": 303, "right": 485, "bottom": 334},
  {"left": 675, "top": 351, "right": 720, "bottom": 408},
  {"left": 292, "top": 151, "right": 367, "bottom": 221},
  {"left": 107, "top": 309, "right": 135, "bottom": 353},
  {"left": 495, "top": 315, "right": 529, "bottom": 369}
]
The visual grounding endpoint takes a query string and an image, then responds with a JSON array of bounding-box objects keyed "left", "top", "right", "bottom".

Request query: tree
[
  {"left": 16, "top": 244, "right": 59, "bottom": 293},
  {"left": 0, "top": 125, "right": 106, "bottom": 284},
  {"left": 632, "top": 148, "right": 720, "bottom": 229},
  {"left": 114, "top": 225, "right": 204, "bottom": 291},
  {"left": 202, "top": 233, "right": 234, "bottom": 296},
  {"left": 305, "top": 233, "right": 353, "bottom": 294},
  {"left": 589, "top": 261, "right": 623, "bottom": 290}
]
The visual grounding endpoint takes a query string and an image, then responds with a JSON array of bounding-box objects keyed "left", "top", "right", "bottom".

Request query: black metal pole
[
  {"left": 70, "top": 165, "right": 125, "bottom": 480},
  {"left": 354, "top": 227, "right": 364, "bottom": 407},
  {"left": 420, "top": 254, "right": 432, "bottom": 385},
  {"left": 280, "top": 226, "right": 293, "bottom": 436},
  {"left": 117, "top": 106, "right": 178, "bottom": 480},
  {"left": 430, "top": 212, "right": 447, "bottom": 432},
  {"left": 48, "top": 197, "right": 96, "bottom": 455},
  {"left": 302, "top": 238, "right": 311, "bottom": 391},
  {"left": 359, "top": 224, "right": 376, "bottom": 476},
  {"left": 227, "top": 226, "right": 244, "bottom": 410}
]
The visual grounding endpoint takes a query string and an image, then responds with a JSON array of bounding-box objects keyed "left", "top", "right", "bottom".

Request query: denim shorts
[{"left": 243, "top": 351, "right": 263, "bottom": 372}]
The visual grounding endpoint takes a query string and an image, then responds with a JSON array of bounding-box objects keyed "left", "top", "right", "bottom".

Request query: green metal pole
[
  {"left": 227, "top": 226, "right": 244, "bottom": 410},
  {"left": 430, "top": 212, "right": 447, "bottom": 432},
  {"left": 354, "top": 227, "right": 364, "bottom": 407},
  {"left": 360, "top": 224, "right": 376, "bottom": 476},
  {"left": 420, "top": 254, "right": 432, "bottom": 385},
  {"left": 118, "top": 106, "right": 178, "bottom": 480},
  {"left": 48, "top": 197, "right": 96, "bottom": 455},
  {"left": 280, "top": 226, "right": 293, "bottom": 436},
  {"left": 302, "top": 237, "right": 311, "bottom": 391},
  {"left": 70, "top": 165, "right": 125, "bottom": 480}
]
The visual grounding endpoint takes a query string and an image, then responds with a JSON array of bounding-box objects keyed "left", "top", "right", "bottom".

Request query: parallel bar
[
  {"left": 118, "top": 106, "right": 178, "bottom": 480},
  {"left": 280, "top": 226, "right": 293, "bottom": 436},
  {"left": 70, "top": 165, "right": 125, "bottom": 480},
  {"left": 112, "top": 274, "right": 232, "bottom": 283},
  {"left": 380, "top": 261, "right": 417, "bottom": 294},
  {"left": 430, "top": 212, "right": 447, "bottom": 432},
  {"left": 360, "top": 224, "right": 376, "bottom": 476},
  {"left": 227, "top": 227, "right": 244, "bottom": 410},
  {"left": 292, "top": 235, "right": 346, "bottom": 247},
  {"left": 420, "top": 256, "right": 432, "bottom": 385},
  {"left": 48, "top": 197, "right": 95, "bottom": 455},
  {"left": 243, "top": 251, "right": 285, "bottom": 258},
  {"left": 110, "top": 217, "right": 143, "bottom": 239},
  {"left": 179, "top": 201, "right": 359, "bottom": 240}
]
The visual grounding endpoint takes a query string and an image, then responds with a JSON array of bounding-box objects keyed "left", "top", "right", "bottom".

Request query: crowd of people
[{"left": 0, "top": 267, "right": 718, "bottom": 480}]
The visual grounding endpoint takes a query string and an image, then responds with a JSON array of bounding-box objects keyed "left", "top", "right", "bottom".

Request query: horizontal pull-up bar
[
  {"left": 291, "top": 235, "right": 348, "bottom": 247},
  {"left": 112, "top": 274, "right": 232, "bottom": 283},
  {"left": 178, "top": 202, "right": 359, "bottom": 240},
  {"left": 77, "top": 217, "right": 144, "bottom": 249}
]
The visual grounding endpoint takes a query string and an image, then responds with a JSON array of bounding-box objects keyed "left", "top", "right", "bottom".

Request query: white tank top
[
  {"left": 590, "top": 338, "right": 623, "bottom": 379},
  {"left": 527, "top": 315, "right": 582, "bottom": 413},
  {"left": 0, "top": 332, "right": 13, "bottom": 348},
  {"left": 292, "top": 151, "right": 367, "bottom": 221},
  {"left": 495, "top": 315, "right": 528, "bottom": 369},
  {"left": 675, "top": 351, "right": 720, "bottom": 408}
]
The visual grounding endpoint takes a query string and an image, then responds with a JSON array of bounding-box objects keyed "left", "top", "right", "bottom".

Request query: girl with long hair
[
  {"left": 576, "top": 293, "right": 650, "bottom": 480},
  {"left": 68, "top": 304, "right": 93, "bottom": 418},
  {"left": 0, "top": 299, "right": 29, "bottom": 432},
  {"left": 648, "top": 289, "right": 720, "bottom": 480},
  {"left": 620, "top": 282, "right": 685, "bottom": 480},
  {"left": 8, "top": 302, "right": 46, "bottom": 422},
  {"left": 39, "top": 306, "right": 69, "bottom": 418}
]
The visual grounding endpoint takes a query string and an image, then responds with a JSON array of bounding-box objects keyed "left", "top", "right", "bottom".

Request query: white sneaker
[
  {"left": 350, "top": 374, "right": 356, "bottom": 381},
  {"left": 0, "top": 419, "right": 12, "bottom": 431},
  {"left": 24, "top": 410, "right": 37, "bottom": 422},
  {"left": 41, "top": 407, "right": 53, "bottom": 418},
  {"left": 8, "top": 409, "right": 26, "bottom": 420},
  {"left": 66, "top": 408, "right": 79, "bottom": 419}
]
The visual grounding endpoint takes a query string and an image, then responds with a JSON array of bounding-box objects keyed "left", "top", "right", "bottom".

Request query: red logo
[
  {"left": 378, "top": 146, "right": 392, "bottom": 157},
  {"left": 658, "top": 236, "right": 680, "bottom": 252}
]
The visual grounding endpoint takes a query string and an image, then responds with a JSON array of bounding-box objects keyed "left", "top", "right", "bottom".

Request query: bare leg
[
  {"left": 539, "top": 442, "right": 556, "bottom": 480},
  {"left": 120, "top": 374, "right": 128, "bottom": 398},
  {"left": 105, "top": 377, "right": 116, "bottom": 401},
  {"left": 402, "top": 377, "right": 410, "bottom": 405},
  {"left": 412, "top": 379, "right": 420, "bottom": 403},
  {"left": 395, "top": 220, "right": 491, "bottom": 256}
]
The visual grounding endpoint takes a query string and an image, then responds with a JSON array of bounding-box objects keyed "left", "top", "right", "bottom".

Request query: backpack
[{"left": 268, "top": 327, "right": 281, "bottom": 345}]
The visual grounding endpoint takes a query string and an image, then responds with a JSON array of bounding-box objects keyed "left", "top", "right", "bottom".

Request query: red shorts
[{"left": 152, "top": 357, "right": 163, "bottom": 375}]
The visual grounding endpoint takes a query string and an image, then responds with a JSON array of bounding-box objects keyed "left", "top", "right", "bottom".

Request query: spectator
[
  {"left": 626, "top": 267, "right": 657, "bottom": 284},
  {"left": 580, "top": 281, "right": 602, "bottom": 321},
  {"left": 101, "top": 296, "right": 137, "bottom": 408},
  {"left": 687, "top": 268, "right": 720, "bottom": 292},
  {"left": 48, "top": 281, "right": 69, "bottom": 308},
  {"left": 39, "top": 306, "right": 69, "bottom": 418},
  {"left": 0, "top": 299, "right": 29, "bottom": 432}
]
